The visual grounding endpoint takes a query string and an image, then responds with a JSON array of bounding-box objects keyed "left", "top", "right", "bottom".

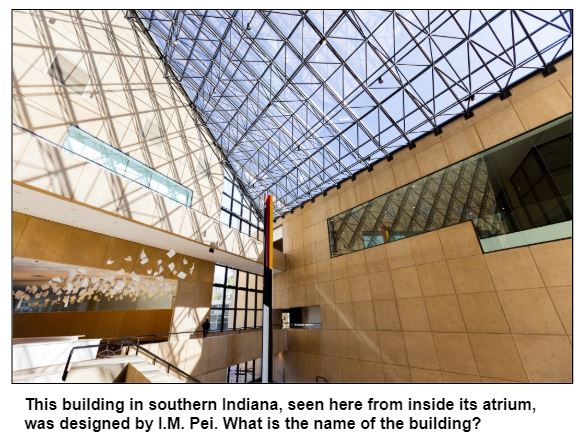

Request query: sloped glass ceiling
[{"left": 132, "top": 10, "right": 572, "bottom": 217}]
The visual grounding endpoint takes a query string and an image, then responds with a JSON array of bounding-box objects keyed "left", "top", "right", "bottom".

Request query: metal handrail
[
  {"left": 126, "top": 343, "right": 200, "bottom": 383},
  {"left": 61, "top": 340, "right": 200, "bottom": 383}
]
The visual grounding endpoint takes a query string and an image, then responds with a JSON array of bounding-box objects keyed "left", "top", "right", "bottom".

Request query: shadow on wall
[
  {"left": 141, "top": 329, "right": 288, "bottom": 383},
  {"left": 12, "top": 9, "right": 262, "bottom": 260}
]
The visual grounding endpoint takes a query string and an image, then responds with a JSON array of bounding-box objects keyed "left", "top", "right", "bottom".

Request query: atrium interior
[{"left": 12, "top": 9, "right": 572, "bottom": 383}]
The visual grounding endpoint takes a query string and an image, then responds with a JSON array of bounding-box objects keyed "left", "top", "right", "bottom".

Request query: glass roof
[{"left": 133, "top": 10, "right": 572, "bottom": 217}]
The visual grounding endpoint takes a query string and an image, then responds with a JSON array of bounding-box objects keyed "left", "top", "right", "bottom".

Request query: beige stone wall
[
  {"left": 274, "top": 56, "right": 572, "bottom": 383},
  {"left": 12, "top": 10, "right": 262, "bottom": 261},
  {"left": 14, "top": 211, "right": 285, "bottom": 381}
]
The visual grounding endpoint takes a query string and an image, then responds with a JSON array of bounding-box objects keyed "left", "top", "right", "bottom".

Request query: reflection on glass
[
  {"left": 328, "top": 114, "right": 572, "bottom": 256},
  {"left": 210, "top": 308, "right": 224, "bottom": 331},
  {"left": 62, "top": 125, "right": 192, "bottom": 206}
]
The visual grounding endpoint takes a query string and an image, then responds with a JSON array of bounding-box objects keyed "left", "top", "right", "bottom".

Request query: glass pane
[
  {"left": 225, "top": 309, "right": 235, "bottom": 330},
  {"left": 254, "top": 358, "right": 262, "bottom": 380},
  {"left": 125, "top": 161, "right": 153, "bottom": 187},
  {"left": 248, "top": 274, "right": 257, "bottom": 289},
  {"left": 235, "top": 309, "right": 246, "bottom": 329},
  {"left": 209, "top": 308, "right": 223, "bottom": 331},
  {"left": 220, "top": 210, "right": 231, "bottom": 226},
  {"left": 226, "top": 268, "right": 237, "bottom": 286},
  {"left": 211, "top": 287, "right": 224, "bottom": 308},
  {"left": 247, "top": 291, "right": 256, "bottom": 309},
  {"left": 236, "top": 290, "right": 247, "bottom": 309},
  {"left": 233, "top": 186, "right": 241, "bottom": 202},
  {"left": 221, "top": 193, "right": 232, "bottom": 208},
  {"left": 238, "top": 364, "right": 246, "bottom": 383},
  {"left": 62, "top": 125, "right": 192, "bottom": 206},
  {"left": 136, "top": 10, "right": 572, "bottom": 216},
  {"left": 256, "top": 310, "right": 263, "bottom": 327},
  {"left": 224, "top": 289, "right": 236, "bottom": 309},
  {"left": 213, "top": 265, "right": 226, "bottom": 284},
  {"left": 237, "top": 271, "right": 248, "bottom": 287}
]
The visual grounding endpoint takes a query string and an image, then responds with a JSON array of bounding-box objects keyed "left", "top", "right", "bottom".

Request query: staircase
[{"left": 12, "top": 337, "right": 196, "bottom": 383}]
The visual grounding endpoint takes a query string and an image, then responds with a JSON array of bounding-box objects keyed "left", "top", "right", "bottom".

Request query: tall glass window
[
  {"left": 220, "top": 170, "right": 263, "bottom": 239},
  {"left": 328, "top": 114, "right": 572, "bottom": 256},
  {"left": 62, "top": 125, "right": 193, "bottom": 206},
  {"left": 210, "top": 265, "right": 263, "bottom": 332}
]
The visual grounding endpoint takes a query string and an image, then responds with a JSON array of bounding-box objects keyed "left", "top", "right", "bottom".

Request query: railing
[
  {"left": 61, "top": 340, "right": 200, "bottom": 383},
  {"left": 127, "top": 343, "right": 200, "bottom": 383}
]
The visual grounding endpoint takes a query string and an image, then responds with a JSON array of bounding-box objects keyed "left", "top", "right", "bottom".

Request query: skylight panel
[{"left": 133, "top": 9, "right": 572, "bottom": 217}]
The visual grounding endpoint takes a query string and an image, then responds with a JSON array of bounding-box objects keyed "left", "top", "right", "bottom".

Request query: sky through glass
[{"left": 132, "top": 10, "right": 572, "bottom": 217}]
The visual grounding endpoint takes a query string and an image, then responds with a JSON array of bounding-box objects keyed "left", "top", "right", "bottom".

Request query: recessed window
[
  {"left": 210, "top": 265, "right": 263, "bottom": 332},
  {"left": 328, "top": 114, "right": 572, "bottom": 256},
  {"left": 62, "top": 125, "right": 193, "bottom": 206}
]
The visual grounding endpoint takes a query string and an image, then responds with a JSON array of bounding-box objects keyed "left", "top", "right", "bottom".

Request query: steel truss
[{"left": 131, "top": 10, "right": 572, "bottom": 218}]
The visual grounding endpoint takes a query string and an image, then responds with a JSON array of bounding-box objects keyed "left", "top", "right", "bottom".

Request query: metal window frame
[
  {"left": 130, "top": 9, "right": 572, "bottom": 218},
  {"left": 211, "top": 265, "right": 263, "bottom": 332},
  {"left": 221, "top": 171, "right": 264, "bottom": 239}
]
